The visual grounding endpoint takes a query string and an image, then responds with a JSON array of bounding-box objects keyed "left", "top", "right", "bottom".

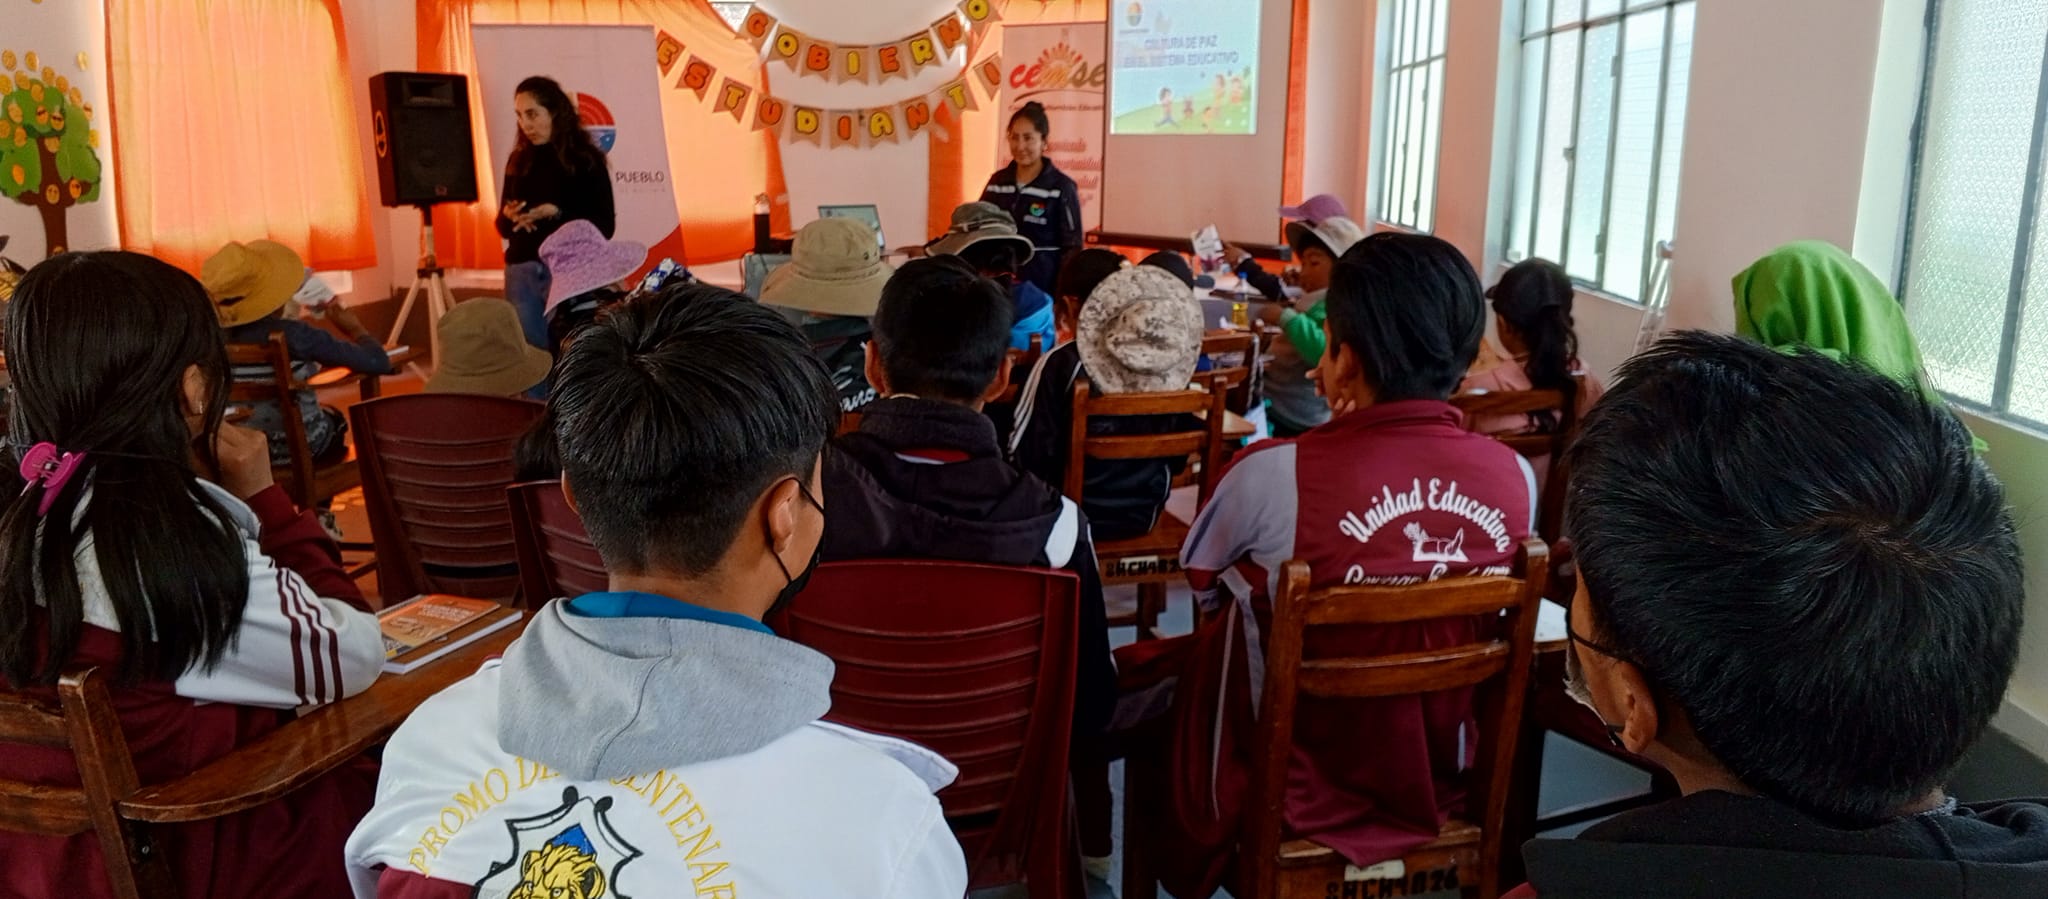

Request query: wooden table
[
  {"left": 117, "top": 617, "right": 525, "bottom": 822},
  {"left": 1222, "top": 410, "right": 1255, "bottom": 439},
  {"left": 305, "top": 345, "right": 424, "bottom": 400},
  {"left": 1192, "top": 408, "right": 1258, "bottom": 440}
]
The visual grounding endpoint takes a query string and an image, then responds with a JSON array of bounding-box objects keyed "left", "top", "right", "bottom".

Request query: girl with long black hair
[
  {"left": 1460, "top": 258, "right": 1606, "bottom": 436},
  {"left": 498, "top": 75, "right": 617, "bottom": 350},
  {"left": 0, "top": 251, "right": 383, "bottom": 898}
]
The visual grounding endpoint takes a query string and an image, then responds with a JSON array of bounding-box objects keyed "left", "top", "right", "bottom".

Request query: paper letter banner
[
  {"left": 753, "top": 94, "right": 787, "bottom": 132},
  {"left": 940, "top": 78, "right": 976, "bottom": 113},
  {"left": 901, "top": 97, "right": 934, "bottom": 137},
  {"left": 931, "top": 13, "right": 967, "bottom": 54},
  {"left": 655, "top": 31, "right": 684, "bottom": 75},
  {"left": 678, "top": 54, "right": 715, "bottom": 100},
  {"left": 830, "top": 110, "right": 862, "bottom": 148},
  {"left": 876, "top": 42, "right": 907, "bottom": 81},
  {"left": 472, "top": 24, "right": 683, "bottom": 271},
  {"left": 714, "top": 77, "right": 752, "bottom": 121},
  {"left": 866, "top": 107, "right": 899, "bottom": 144},
  {"left": 740, "top": 8, "right": 778, "bottom": 49},
  {"left": 770, "top": 27, "right": 803, "bottom": 70},
  {"left": 801, "top": 36, "right": 835, "bottom": 78},
  {"left": 837, "top": 45, "right": 870, "bottom": 83},
  {"left": 976, "top": 54, "right": 1003, "bottom": 95},
  {"left": 791, "top": 106, "right": 823, "bottom": 144},
  {"left": 960, "top": 0, "right": 1001, "bottom": 36},
  {"left": 907, "top": 34, "right": 940, "bottom": 72}
]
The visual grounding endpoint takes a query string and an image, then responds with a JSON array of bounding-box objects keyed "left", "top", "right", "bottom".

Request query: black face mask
[{"left": 768, "top": 480, "right": 825, "bottom": 619}]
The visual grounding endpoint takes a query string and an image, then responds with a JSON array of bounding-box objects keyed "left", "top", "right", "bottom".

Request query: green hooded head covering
[
  {"left": 1731, "top": 240, "right": 1931, "bottom": 393},
  {"left": 1733, "top": 240, "right": 1986, "bottom": 452}
]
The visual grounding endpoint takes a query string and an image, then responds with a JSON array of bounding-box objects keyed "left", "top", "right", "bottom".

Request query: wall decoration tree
[{"left": 1, "top": 49, "right": 101, "bottom": 256}]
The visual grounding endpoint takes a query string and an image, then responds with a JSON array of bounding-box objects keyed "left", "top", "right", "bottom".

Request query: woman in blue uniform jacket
[{"left": 980, "top": 101, "right": 1084, "bottom": 296}]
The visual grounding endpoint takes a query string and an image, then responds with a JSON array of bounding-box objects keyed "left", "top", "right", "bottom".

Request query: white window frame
[
  {"left": 1899, "top": 0, "right": 2048, "bottom": 425},
  {"left": 1375, "top": 0, "right": 1449, "bottom": 233},
  {"left": 1503, "top": 0, "right": 1693, "bottom": 302}
]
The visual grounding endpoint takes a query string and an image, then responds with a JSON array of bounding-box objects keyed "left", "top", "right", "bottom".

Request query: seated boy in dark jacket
[
  {"left": 1513, "top": 333, "right": 2048, "bottom": 899},
  {"left": 1008, "top": 265, "right": 1205, "bottom": 540},
  {"left": 821, "top": 256, "right": 1115, "bottom": 737}
]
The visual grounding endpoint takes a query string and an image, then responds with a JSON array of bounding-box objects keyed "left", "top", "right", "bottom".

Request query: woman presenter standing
[
  {"left": 497, "top": 75, "right": 615, "bottom": 350},
  {"left": 979, "top": 101, "right": 1084, "bottom": 295}
]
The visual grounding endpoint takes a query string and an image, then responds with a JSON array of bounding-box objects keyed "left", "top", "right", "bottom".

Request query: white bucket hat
[
  {"left": 1077, "top": 266, "right": 1205, "bottom": 394},
  {"left": 1284, "top": 215, "right": 1368, "bottom": 260}
]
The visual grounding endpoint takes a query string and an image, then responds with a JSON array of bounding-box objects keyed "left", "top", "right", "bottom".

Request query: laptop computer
[{"left": 817, "top": 204, "right": 887, "bottom": 253}]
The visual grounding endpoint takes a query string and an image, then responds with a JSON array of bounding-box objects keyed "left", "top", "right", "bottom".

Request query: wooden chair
[
  {"left": 779, "top": 560, "right": 1087, "bottom": 898},
  {"left": 507, "top": 479, "right": 609, "bottom": 606},
  {"left": 1153, "top": 541, "right": 1549, "bottom": 899},
  {"left": 350, "top": 394, "right": 545, "bottom": 604},
  {"left": 1200, "top": 330, "right": 1259, "bottom": 416},
  {"left": 225, "top": 333, "right": 360, "bottom": 512},
  {"left": 0, "top": 665, "right": 373, "bottom": 898},
  {"left": 1066, "top": 373, "right": 1229, "bottom": 639},
  {"left": 1449, "top": 376, "right": 1584, "bottom": 548}
]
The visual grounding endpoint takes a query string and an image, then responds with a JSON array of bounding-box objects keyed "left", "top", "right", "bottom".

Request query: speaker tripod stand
[{"left": 386, "top": 205, "right": 454, "bottom": 379}]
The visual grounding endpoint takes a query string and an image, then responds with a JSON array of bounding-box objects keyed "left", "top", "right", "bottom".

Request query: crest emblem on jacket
[{"left": 475, "top": 787, "right": 642, "bottom": 899}]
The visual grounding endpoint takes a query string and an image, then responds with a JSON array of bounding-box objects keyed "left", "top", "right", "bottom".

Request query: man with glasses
[
  {"left": 1513, "top": 332, "right": 2048, "bottom": 898},
  {"left": 348, "top": 284, "right": 968, "bottom": 897}
]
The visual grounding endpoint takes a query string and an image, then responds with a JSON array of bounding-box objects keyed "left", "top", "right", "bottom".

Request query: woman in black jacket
[
  {"left": 980, "top": 101, "right": 1084, "bottom": 296},
  {"left": 498, "top": 76, "right": 615, "bottom": 350}
]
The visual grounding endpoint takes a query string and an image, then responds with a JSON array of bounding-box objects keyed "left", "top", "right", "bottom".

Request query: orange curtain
[
  {"left": 418, "top": 0, "right": 788, "bottom": 268},
  {"left": 928, "top": 0, "right": 1108, "bottom": 232},
  {"left": 1281, "top": 0, "right": 1309, "bottom": 239},
  {"left": 107, "top": 0, "right": 377, "bottom": 273}
]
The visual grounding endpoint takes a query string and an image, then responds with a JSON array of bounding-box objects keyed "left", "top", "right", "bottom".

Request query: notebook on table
[{"left": 378, "top": 594, "right": 522, "bottom": 674}]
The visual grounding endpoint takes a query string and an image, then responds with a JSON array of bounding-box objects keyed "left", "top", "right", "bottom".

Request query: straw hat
[
  {"left": 926, "top": 202, "right": 1036, "bottom": 261},
  {"left": 540, "top": 220, "right": 648, "bottom": 318},
  {"left": 426, "top": 298, "right": 554, "bottom": 396},
  {"left": 760, "top": 217, "right": 893, "bottom": 317},
  {"left": 202, "top": 240, "right": 307, "bottom": 327},
  {"left": 1077, "top": 266, "right": 1204, "bottom": 394}
]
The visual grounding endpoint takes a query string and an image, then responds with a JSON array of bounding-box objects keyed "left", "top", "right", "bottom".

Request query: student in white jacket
[
  {"left": 346, "top": 284, "right": 968, "bottom": 898},
  {"left": 0, "top": 250, "right": 384, "bottom": 899}
]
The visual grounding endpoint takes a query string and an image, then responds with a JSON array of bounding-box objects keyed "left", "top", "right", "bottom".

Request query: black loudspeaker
[{"left": 369, "top": 72, "right": 479, "bottom": 208}]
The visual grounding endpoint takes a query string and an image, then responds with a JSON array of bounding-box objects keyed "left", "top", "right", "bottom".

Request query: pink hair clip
[{"left": 19, "top": 442, "right": 86, "bottom": 517}]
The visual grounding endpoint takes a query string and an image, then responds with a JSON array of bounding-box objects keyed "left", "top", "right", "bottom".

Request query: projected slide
[{"left": 1108, "top": 0, "right": 1261, "bottom": 135}]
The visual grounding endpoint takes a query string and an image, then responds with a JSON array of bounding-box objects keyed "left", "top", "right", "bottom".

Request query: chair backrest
[
  {"left": 506, "top": 480, "right": 609, "bottom": 607},
  {"left": 0, "top": 668, "right": 174, "bottom": 898},
  {"left": 1245, "top": 541, "right": 1549, "bottom": 899},
  {"left": 779, "top": 560, "right": 1081, "bottom": 888},
  {"left": 1066, "top": 372, "right": 1230, "bottom": 509},
  {"left": 350, "top": 394, "right": 545, "bottom": 603},
  {"left": 224, "top": 333, "right": 318, "bottom": 508},
  {"left": 1450, "top": 376, "right": 1584, "bottom": 544},
  {"left": 1200, "top": 331, "right": 1258, "bottom": 414}
]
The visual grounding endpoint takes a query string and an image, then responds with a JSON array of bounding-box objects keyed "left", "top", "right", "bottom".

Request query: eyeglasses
[{"left": 1562, "top": 608, "right": 1634, "bottom": 747}]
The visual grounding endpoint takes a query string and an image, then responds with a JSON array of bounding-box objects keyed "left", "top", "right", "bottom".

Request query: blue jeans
[{"left": 504, "top": 260, "right": 551, "bottom": 351}]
